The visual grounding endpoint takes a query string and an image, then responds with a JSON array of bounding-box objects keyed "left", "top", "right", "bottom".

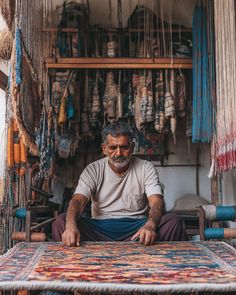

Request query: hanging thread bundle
[
  {"left": 214, "top": 0, "right": 236, "bottom": 172},
  {"left": 192, "top": 3, "right": 213, "bottom": 143},
  {"left": 15, "top": 28, "right": 22, "bottom": 86}
]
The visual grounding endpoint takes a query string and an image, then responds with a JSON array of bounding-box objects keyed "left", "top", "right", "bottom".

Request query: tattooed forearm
[
  {"left": 66, "top": 194, "right": 88, "bottom": 229},
  {"left": 147, "top": 195, "right": 165, "bottom": 230}
]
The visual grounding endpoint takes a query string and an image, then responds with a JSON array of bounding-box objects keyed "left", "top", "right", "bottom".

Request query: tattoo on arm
[
  {"left": 66, "top": 195, "right": 88, "bottom": 229},
  {"left": 147, "top": 195, "right": 165, "bottom": 230}
]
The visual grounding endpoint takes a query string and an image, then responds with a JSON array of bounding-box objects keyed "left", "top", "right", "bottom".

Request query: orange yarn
[
  {"left": 7, "top": 120, "right": 14, "bottom": 168},
  {"left": 19, "top": 137, "right": 27, "bottom": 176},
  {"left": 7, "top": 118, "right": 28, "bottom": 175},
  {"left": 58, "top": 96, "right": 67, "bottom": 125},
  {"left": 13, "top": 119, "right": 20, "bottom": 167}
]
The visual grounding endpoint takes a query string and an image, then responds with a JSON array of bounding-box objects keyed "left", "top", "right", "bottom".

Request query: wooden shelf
[
  {"left": 43, "top": 27, "right": 192, "bottom": 33},
  {"left": 46, "top": 58, "right": 192, "bottom": 69}
]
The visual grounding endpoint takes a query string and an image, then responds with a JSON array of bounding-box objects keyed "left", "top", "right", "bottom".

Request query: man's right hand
[{"left": 62, "top": 226, "right": 81, "bottom": 247}]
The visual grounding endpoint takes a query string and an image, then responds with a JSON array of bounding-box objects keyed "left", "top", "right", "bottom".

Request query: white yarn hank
[{"left": 214, "top": 0, "right": 236, "bottom": 172}]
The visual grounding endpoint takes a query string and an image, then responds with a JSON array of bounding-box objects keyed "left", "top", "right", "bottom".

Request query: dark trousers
[{"left": 52, "top": 213, "right": 186, "bottom": 242}]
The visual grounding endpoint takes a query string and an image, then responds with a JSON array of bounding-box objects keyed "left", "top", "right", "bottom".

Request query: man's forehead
[{"left": 107, "top": 134, "right": 130, "bottom": 143}]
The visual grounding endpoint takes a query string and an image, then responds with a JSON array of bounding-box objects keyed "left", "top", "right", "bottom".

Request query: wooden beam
[
  {"left": 46, "top": 58, "right": 192, "bottom": 69},
  {"left": 0, "top": 69, "right": 7, "bottom": 91},
  {"left": 43, "top": 27, "right": 192, "bottom": 33},
  {"left": 47, "top": 57, "right": 192, "bottom": 64}
]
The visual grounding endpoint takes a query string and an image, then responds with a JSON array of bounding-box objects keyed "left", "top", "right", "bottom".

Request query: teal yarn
[
  {"left": 203, "top": 205, "right": 236, "bottom": 221},
  {"left": 15, "top": 208, "right": 26, "bottom": 219},
  {"left": 67, "top": 94, "right": 75, "bottom": 120},
  {"left": 205, "top": 228, "right": 224, "bottom": 239},
  {"left": 15, "top": 28, "right": 22, "bottom": 86},
  {"left": 216, "top": 206, "right": 236, "bottom": 221},
  {"left": 192, "top": 5, "right": 213, "bottom": 143}
]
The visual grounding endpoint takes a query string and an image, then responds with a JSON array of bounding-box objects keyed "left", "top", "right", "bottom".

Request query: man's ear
[{"left": 101, "top": 144, "right": 107, "bottom": 156}]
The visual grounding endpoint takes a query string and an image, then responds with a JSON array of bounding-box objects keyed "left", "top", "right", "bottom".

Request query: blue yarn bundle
[
  {"left": 67, "top": 94, "right": 75, "bottom": 120},
  {"left": 192, "top": 5, "right": 214, "bottom": 142},
  {"left": 15, "top": 28, "right": 22, "bottom": 86},
  {"left": 15, "top": 208, "right": 26, "bottom": 219}
]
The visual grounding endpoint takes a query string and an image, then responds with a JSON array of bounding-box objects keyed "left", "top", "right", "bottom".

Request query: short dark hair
[{"left": 102, "top": 121, "right": 134, "bottom": 144}]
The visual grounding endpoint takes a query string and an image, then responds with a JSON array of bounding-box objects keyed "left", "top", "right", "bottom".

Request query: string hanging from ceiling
[
  {"left": 214, "top": 0, "right": 236, "bottom": 172},
  {"left": 192, "top": 0, "right": 214, "bottom": 143}
]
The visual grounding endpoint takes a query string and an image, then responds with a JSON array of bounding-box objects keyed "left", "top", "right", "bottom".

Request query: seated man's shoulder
[
  {"left": 86, "top": 157, "right": 107, "bottom": 170},
  {"left": 133, "top": 157, "right": 154, "bottom": 168}
]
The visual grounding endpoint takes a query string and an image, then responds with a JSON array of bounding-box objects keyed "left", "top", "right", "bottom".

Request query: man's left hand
[{"left": 131, "top": 224, "right": 157, "bottom": 246}]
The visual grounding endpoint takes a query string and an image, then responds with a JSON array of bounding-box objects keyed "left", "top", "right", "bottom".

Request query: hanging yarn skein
[
  {"left": 214, "top": 0, "right": 236, "bottom": 172},
  {"left": 15, "top": 28, "right": 22, "bottom": 86},
  {"left": 192, "top": 4, "right": 213, "bottom": 143}
]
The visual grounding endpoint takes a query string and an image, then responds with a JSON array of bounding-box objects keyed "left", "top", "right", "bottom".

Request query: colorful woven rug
[{"left": 1, "top": 241, "right": 236, "bottom": 293}]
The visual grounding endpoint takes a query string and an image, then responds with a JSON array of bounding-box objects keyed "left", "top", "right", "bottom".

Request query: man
[{"left": 52, "top": 121, "right": 185, "bottom": 246}]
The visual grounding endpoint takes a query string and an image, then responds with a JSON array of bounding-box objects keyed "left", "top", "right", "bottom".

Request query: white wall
[
  {"left": 222, "top": 172, "right": 236, "bottom": 205},
  {"left": 153, "top": 129, "right": 211, "bottom": 211},
  {"left": 157, "top": 146, "right": 211, "bottom": 211}
]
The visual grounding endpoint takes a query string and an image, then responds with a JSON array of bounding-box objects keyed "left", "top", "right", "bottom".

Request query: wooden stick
[
  {"left": 12, "top": 232, "right": 46, "bottom": 242},
  {"left": 199, "top": 207, "right": 206, "bottom": 241},
  {"left": 31, "top": 217, "right": 56, "bottom": 231}
]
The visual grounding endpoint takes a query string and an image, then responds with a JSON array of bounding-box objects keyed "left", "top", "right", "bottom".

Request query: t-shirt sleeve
[
  {"left": 144, "top": 161, "right": 164, "bottom": 197},
  {"left": 74, "top": 165, "right": 97, "bottom": 200}
]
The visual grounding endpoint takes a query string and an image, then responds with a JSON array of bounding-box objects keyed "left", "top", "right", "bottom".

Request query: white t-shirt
[{"left": 74, "top": 157, "right": 164, "bottom": 219}]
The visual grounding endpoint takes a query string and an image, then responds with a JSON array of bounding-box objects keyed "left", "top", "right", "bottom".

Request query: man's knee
[
  {"left": 158, "top": 213, "right": 186, "bottom": 241},
  {"left": 169, "top": 213, "right": 184, "bottom": 227},
  {"left": 52, "top": 213, "right": 66, "bottom": 242}
]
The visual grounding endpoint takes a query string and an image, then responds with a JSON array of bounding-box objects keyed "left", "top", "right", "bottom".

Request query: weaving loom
[{"left": 1, "top": 241, "right": 236, "bottom": 293}]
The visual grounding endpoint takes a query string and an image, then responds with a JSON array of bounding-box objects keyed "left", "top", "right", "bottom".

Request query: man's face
[{"left": 102, "top": 134, "right": 134, "bottom": 170}]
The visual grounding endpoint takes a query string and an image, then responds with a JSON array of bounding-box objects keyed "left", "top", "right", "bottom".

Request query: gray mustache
[{"left": 112, "top": 156, "right": 128, "bottom": 162}]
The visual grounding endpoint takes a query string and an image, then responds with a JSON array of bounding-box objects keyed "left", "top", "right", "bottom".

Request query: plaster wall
[{"left": 158, "top": 145, "right": 211, "bottom": 211}]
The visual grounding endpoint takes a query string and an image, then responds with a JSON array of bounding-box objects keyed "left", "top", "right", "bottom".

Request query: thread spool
[
  {"left": 216, "top": 206, "right": 236, "bottom": 221},
  {"left": 205, "top": 228, "right": 224, "bottom": 239},
  {"left": 202, "top": 205, "right": 216, "bottom": 220},
  {"left": 12, "top": 232, "right": 46, "bottom": 242},
  {"left": 223, "top": 228, "right": 236, "bottom": 239},
  {"left": 15, "top": 208, "right": 27, "bottom": 219},
  {"left": 204, "top": 228, "right": 236, "bottom": 239},
  {"left": 203, "top": 205, "right": 236, "bottom": 221}
]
